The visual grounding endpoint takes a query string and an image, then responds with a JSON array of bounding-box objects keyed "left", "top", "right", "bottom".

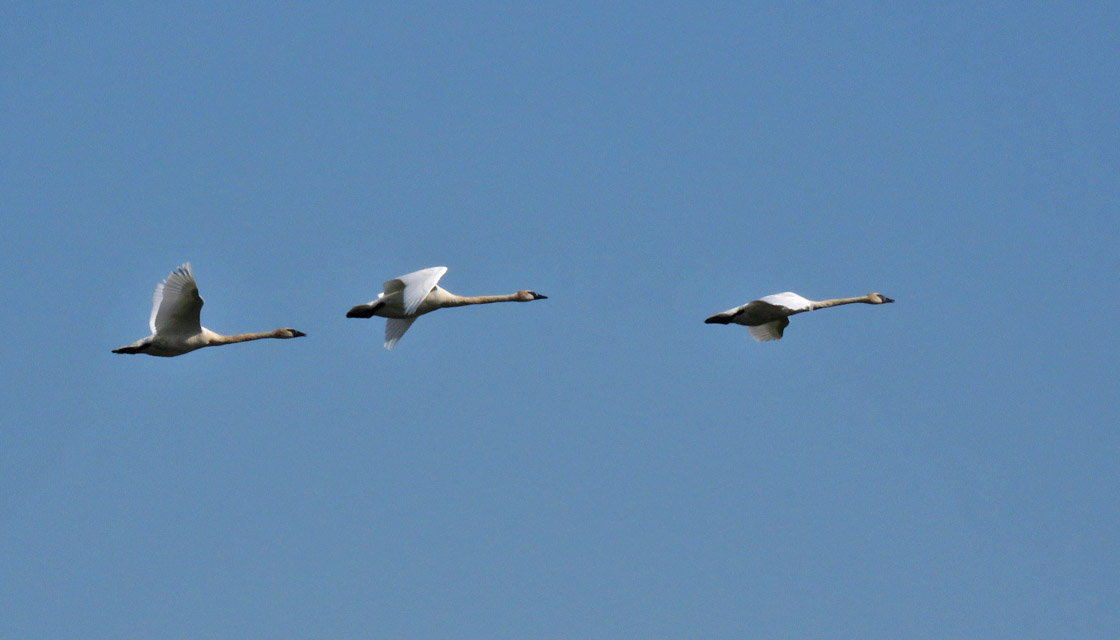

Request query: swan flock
[{"left": 114, "top": 263, "right": 892, "bottom": 355}]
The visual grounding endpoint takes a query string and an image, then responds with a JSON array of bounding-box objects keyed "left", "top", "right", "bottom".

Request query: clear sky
[{"left": 2, "top": 2, "right": 1118, "bottom": 638}]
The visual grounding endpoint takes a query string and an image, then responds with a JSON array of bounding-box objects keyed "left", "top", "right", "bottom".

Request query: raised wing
[
  {"left": 150, "top": 263, "right": 203, "bottom": 335},
  {"left": 757, "top": 292, "right": 813, "bottom": 312},
  {"left": 384, "top": 317, "right": 416, "bottom": 350},
  {"left": 747, "top": 317, "right": 790, "bottom": 342},
  {"left": 383, "top": 266, "right": 448, "bottom": 316}
]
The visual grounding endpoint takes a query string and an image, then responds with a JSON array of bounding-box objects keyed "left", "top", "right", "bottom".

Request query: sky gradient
[{"left": 2, "top": 3, "right": 1118, "bottom": 638}]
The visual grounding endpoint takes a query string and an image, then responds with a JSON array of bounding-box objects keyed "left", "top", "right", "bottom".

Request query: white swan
[
  {"left": 346, "top": 266, "right": 547, "bottom": 349},
  {"left": 705, "top": 291, "right": 894, "bottom": 342},
  {"left": 113, "top": 263, "right": 306, "bottom": 357}
]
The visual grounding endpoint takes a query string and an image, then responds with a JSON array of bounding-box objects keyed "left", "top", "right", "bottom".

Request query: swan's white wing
[
  {"left": 758, "top": 292, "right": 813, "bottom": 312},
  {"left": 748, "top": 318, "right": 789, "bottom": 342},
  {"left": 384, "top": 317, "right": 416, "bottom": 350},
  {"left": 150, "top": 263, "right": 203, "bottom": 335},
  {"left": 383, "top": 266, "right": 448, "bottom": 316}
]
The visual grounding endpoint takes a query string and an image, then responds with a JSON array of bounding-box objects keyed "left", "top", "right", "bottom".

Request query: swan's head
[
  {"left": 867, "top": 292, "right": 894, "bottom": 304},
  {"left": 516, "top": 290, "right": 547, "bottom": 301},
  {"left": 277, "top": 328, "right": 307, "bottom": 338}
]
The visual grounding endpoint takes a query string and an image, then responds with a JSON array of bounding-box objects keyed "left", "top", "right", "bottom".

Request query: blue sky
[{"left": 2, "top": 2, "right": 1118, "bottom": 637}]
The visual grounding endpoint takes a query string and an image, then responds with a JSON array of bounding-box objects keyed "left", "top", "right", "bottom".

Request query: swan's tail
[
  {"left": 704, "top": 312, "right": 734, "bottom": 324},
  {"left": 346, "top": 303, "right": 377, "bottom": 318},
  {"left": 112, "top": 344, "right": 145, "bottom": 354}
]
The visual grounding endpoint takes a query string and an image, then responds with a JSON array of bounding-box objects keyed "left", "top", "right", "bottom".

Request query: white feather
[
  {"left": 384, "top": 318, "right": 416, "bottom": 350},
  {"left": 748, "top": 321, "right": 785, "bottom": 342},
  {"left": 757, "top": 292, "right": 813, "bottom": 312},
  {"left": 386, "top": 266, "right": 448, "bottom": 316},
  {"left": 150, "top": 263, "right": 203, "bottom": 335}
]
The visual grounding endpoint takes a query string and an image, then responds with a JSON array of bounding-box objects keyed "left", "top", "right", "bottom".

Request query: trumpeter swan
[
  {"left": 346, "top": 266, "right": 547, "bottom": 349},
  {"left": 112, "top": 263, "right": 306, "bottom": 357},
  {"left": 705, "top": 291, "right": 894, "bottom": 342}
]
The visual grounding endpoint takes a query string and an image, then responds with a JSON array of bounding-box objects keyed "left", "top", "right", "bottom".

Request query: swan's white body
[
  {"left": 705, "top": 291, "right": 893, "bottom": 342},
  {"left": 113, "top": 263, "right": 306, "bottom": 357},
  {"left": 346, "top": 266, "right": 547, "bottom": 349}
]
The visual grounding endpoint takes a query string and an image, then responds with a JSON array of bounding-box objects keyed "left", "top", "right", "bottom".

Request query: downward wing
[
  {"left": 384, "top": 318, "right": 416, "bottom": 350},
  {"left": 747, "top": 317, "right": 790, "bottom": 342},
  {"left": 150, "top": 263, "right": 203, "bottom": 335},
  {"left": 384, "top": 266, "right": 448, "bottom": 316}
]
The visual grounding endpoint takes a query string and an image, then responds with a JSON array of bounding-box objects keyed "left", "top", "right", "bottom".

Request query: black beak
[
  {"left": 292, "top": 330, "right": 307, "bottom": 337},
  {"left": 534, "top": 293, "right": 548, "bottom": 300},
  {"left": 882, "top": 296, "right": 895, "bottom": 304}
]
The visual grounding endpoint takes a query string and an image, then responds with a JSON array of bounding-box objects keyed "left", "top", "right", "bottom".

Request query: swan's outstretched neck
[
  {"left": 812, "top": 293, "right": 894, "bottom": 310},
  {"left": 812, "top": 296, "right": 866, "bottom": 310},
  {"left": 445, "top": 293, "right": 521, "bottom": 307},
  {"left": 442, "top": 291, "right": 547, "bottom": 307},
  {"left": 207, "top": 328, "right": 307, "bottom": 345}
]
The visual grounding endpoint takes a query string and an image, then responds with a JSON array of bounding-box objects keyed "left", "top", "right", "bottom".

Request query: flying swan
[
  {"left": 112, "top": 263, "right": 306, "bottom": 357},
  {"left": 705, "top": 291, "right": 894, "bottom": 342},
  {"left": 346, "top": 266, "right": 547, "bottom": 349}
]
